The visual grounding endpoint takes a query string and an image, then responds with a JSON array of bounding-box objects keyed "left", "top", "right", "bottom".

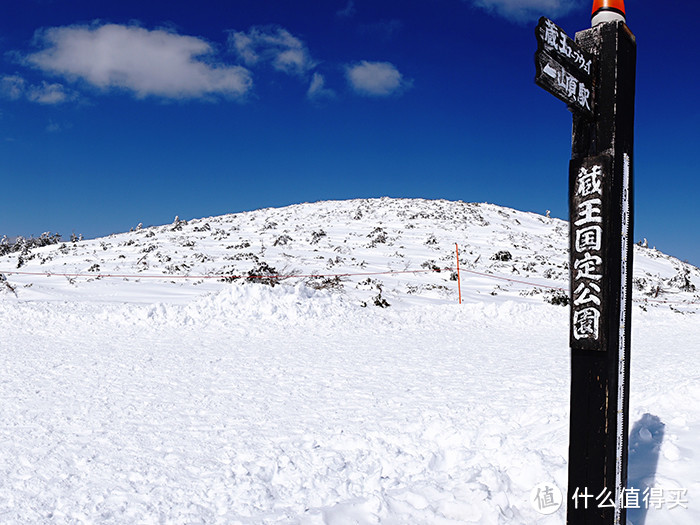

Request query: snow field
[
  {"left": 2, "top": 283, "right": 697, "bottom": 524},
  {"left": 1, "top": 198, "right": 698, "bottom": 523},
  {"left": 1, "top": 287, "right": 570, "bottom": 524}
]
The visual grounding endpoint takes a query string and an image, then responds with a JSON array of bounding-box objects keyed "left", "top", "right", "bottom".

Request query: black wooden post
[{"left": 567, "top": 11, "right": 636, "bottom": 525}]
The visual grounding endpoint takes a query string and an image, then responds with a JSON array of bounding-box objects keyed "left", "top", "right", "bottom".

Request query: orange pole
[{"left": 455, "top": 243, "right": 462, "bottom": 304}]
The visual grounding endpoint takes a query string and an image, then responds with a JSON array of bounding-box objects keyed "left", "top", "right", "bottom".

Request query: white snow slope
[{"left": 1, "top": 198, "right": 699, "bottom": 524}]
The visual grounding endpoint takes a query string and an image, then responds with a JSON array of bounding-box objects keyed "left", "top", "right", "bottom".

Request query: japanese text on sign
[
  {"left": 544, "top": 63, "right": 592, "bottom": 111},
  {"left": 534, "top": 17, "right": 595, "bottom": 117},
  {"left": 571, "top": 162, "right": 605, "bottom": 343},
  {"left": 535, "top": 52, "right": 594, "bottom": 116},
  {"left": 540, "top": 18, "right": 593, "bottom": 76}
]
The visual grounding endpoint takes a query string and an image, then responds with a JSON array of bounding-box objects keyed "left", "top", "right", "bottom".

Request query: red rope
[{"left": 2, "top": 267, "right": 698, "bottom": 305}]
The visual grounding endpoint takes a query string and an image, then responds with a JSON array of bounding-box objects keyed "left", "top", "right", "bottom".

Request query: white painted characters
[{"left": 572, "top": 163, "right": 606, "bottom": 342}]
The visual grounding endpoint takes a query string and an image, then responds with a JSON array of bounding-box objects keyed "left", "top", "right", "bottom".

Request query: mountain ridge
[{"left": 1, "top": 197, "right": 698, "bottom": 309}]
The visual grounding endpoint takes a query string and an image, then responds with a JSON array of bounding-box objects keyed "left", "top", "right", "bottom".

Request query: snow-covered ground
[{"left": 1, "top": 198, "right": 698, "bottom": 524}]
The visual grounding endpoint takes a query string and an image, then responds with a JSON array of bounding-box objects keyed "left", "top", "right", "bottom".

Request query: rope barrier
[
  {"left": 2, "top": 266, "right": 698, "bottom": 305},
  {"left": 1, "top": 268, "right": 444, "bottom": 280},
  {"left": 0, "top": 266, "right": 564, "bottom": 289}
]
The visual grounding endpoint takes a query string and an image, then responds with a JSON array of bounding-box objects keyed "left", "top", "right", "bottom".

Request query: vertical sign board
[
  {"left": 569, "top": 154, "right": 611, "bottom": 350},
  {"left": 568, "top": 21, "right": 636, "bottom": 525},
  {"left": 535, "top": 14, "right": 636, "bottom": 525}
]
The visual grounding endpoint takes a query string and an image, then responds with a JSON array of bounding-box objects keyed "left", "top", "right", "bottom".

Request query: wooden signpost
[{"left": 535, "top": 2, "right": 636, "bottom": 524}]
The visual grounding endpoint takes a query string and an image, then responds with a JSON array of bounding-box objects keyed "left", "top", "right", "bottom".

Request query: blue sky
[{"left": 1, "top": 0, "right": 699, "bottom": 266}]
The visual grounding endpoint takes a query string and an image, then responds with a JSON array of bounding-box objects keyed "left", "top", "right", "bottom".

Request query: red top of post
[{"left": 592, "top": 0, "right": 626, "bottom": 26}]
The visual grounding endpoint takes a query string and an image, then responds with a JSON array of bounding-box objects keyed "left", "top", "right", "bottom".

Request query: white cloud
[
  {"left": 345, "top": 61, "right": 409, "bottom": 97},
  {"left": 470, "top": 0, "right": 582, "bottom": 22},
  {"left": 25, "top": 24, "right": 252, "bottom": 100},
  {"left": 1, "top": 75, "right": 26, "bottom": 100},
  {"left": 229, "top": 26, "right": 316, "bottom": 77},
  {"left": 27, "top": 81, "right": 74, "bottom": 104},
  {"left": 336, "top": 1, "right": 357, "bottom": 19},
  {"left": 307, "top": 72, "right": 335, "bottom": 101},
  {"left": 1, "top": 74, "right": 75, "bottom": 104}
]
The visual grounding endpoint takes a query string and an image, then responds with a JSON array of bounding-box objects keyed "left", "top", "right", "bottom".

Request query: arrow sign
[
  {"left": 535, "top": 17, "right": 595, "bottom": 117},
  {"left": 535, "top": 50, "right": 594, "bottom": 116}
]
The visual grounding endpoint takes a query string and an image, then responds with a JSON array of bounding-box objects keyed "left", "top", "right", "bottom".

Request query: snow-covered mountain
[
  {"left": 1, "top": 198, "right": 699, "bottom": 525},
  {"left": 2, "top": 197, "right": 698, "bottom": 310}
]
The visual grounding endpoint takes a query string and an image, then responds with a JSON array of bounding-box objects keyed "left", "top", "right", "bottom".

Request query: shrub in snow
[
  {"left": 306, "top": 275, "right": 344, "bottom": 291},
  {"left": 356, "top": 277, "right": 382, "bottom": 291},
  {"left": 367, "top": 227, "right": 387, "bottom": 247},
  {"left": 0, "top": 274, "right": 17, "bottom": 296},
  {"left": 668, "top": 267, "right": 696, "bottom": 293},
  {"left": 373, "top": 292, "right": 390, "bottom": 308},
  {"left": 647, "top": 285, "right": 662, "bottom": 298},
  {"left": 167, "top": 263, "right": 191, "bottom": 275},
  {"left": 171, "top": 216, "right": 187, "bottom": 231},
  {"left": 491, "top": 250, "right": 513, "bottom": 262},
  {"left": 310, "top": 230, "right": 326, "bottom": 244},
  {"left": 1, "top": 232, "right": 62, "bottom": 257},
  {"left": 247, "top": 262, "right": 281, "bottom": 287},
  {"left": 212, "top": 228, "right": 229, "bottom": 240},
  {"left": 420, "top": 260, "right": 441, "bottom": 273},
  {"left": 545, "top": 290, "right": 569, "bottom": 306},
  {"left": 193, "top": 223, "right": 211, "bottom": 232},
  {"left": 273, "top": 234, "right": 293, "bottom": 246}
]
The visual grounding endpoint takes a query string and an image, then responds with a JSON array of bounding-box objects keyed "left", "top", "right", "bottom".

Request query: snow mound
[{"left": 162, "top": 282, "right": 358, "bottom": 327}]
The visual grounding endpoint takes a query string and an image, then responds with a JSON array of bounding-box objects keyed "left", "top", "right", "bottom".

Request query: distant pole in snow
[
  {"left": 534, "top": 3, "right": 636, "bottom": 524},
  {"left": 455, "top": 244, "right": 462, "bottom": 304}
]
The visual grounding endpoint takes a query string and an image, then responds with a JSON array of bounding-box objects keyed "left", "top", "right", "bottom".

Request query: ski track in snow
[{"left": 1, "top": 198, "right": 698, "bottom": 524}]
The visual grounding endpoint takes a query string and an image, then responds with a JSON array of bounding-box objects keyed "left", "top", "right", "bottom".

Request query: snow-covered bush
[
  {"left": 668, "top": 267, "right": 696, "bottom": 293},
  {"left": 0, "top": 232, "right": 62, "bottom": 257},
  {"left": 545, "top": 290, "right": 569, "bottom": 306},
  {"left": 306, "top": 275, "right": 344, "bottom": 291},
  {"left": 0, "top": 273, "right": 17, "bottom": 296},
  {"left": 491, "top": 250, "right": 513, "bottom": 262},
  {"left": 310, "top": 230, "right": 326, "bottom": 244},
  {"left": 247, "top": 262, "right": 281, "bottom": 286},
  {"left": 273, "top": 234, "right": 293, "bottom": 246},
  {"left": 372, "top": 292, "right": 390, "bottom": 308}
]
